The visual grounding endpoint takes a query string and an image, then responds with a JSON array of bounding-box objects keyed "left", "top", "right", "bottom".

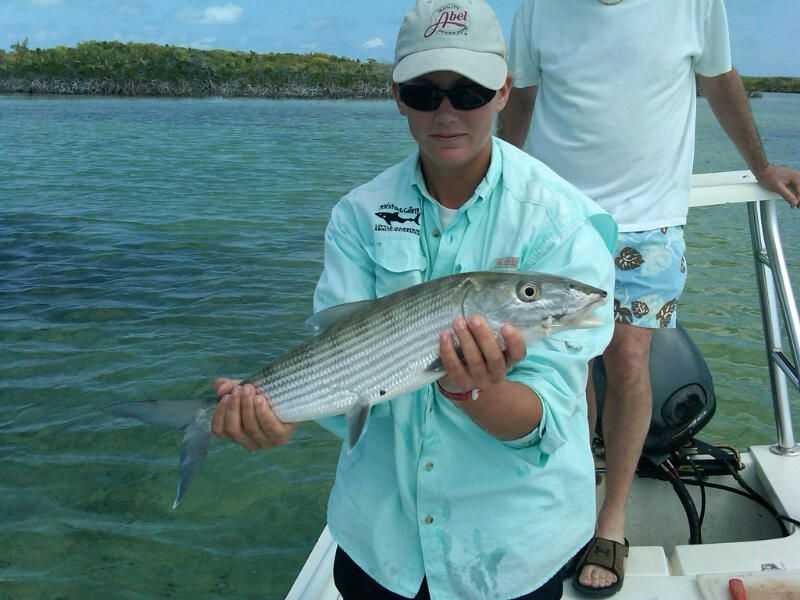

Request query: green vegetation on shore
[
  {"left": 0, "top": 40, "right": 393, "bottom": 98},
  {"left": 740, "top": 76, "right": 800, "bottom": 94},
  {"left": 1, "top": 40, "right": 799, "bottom": 98}
]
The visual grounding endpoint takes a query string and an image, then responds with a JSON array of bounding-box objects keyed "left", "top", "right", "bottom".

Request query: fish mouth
[
  {"left": 587, "top": 291, "right": 608, "bottom": 306},
  {"left": 571, "top": 285, "right": 607, "bottom": 300},
  {"left": 550, "top": 294, "right": 607, "bottom": 328}
]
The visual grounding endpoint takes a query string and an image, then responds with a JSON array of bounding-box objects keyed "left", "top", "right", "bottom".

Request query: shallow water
[{"left": 1, "top": 93, "right": 798, "bottom": 599}]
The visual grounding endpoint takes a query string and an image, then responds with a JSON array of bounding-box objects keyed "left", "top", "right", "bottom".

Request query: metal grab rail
[
  {"left": 748, "top": 199, "right": 800, "bottom": 455},
  {"left": 689, "top": 170, "right": 799, "bottom": 456}
]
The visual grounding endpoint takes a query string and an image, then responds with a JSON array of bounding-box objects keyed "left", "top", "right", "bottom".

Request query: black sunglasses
[{"left": 398, "top": 82, "right": 497, "bottom": 112}]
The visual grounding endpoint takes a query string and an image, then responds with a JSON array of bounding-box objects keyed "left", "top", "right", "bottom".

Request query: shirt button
[
  {"left": 423, "top": 515, "right": 434, "bottom": 525},
  {"left": 424, "top": 462, "right": 434, "bottom": 471},
  {"left": 432, "top": 229, "right": 441, "bottom": 238}
]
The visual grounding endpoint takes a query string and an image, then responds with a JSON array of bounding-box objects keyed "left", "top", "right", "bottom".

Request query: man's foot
[{"left": 573, "top": 536, "right": 628, "bottom": 597}]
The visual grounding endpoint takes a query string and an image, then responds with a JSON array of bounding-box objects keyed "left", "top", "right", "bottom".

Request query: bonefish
[{"left": 116, "top": 271, "right": 607, "bottom": 508}]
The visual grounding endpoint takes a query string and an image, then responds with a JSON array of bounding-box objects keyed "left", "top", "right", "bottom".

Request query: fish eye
[{"left": 517, "top": 281, "right": 540, "bottom": 302}]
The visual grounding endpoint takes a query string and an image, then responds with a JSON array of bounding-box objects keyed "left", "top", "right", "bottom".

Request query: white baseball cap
[{"left": 393, "top": 0, "right": 508, "bottom": 91}]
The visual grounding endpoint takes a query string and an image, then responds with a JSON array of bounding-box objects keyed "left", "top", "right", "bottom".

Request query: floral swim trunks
[{"left": 613, "top": 226, "right": 687, "bottom": 328}]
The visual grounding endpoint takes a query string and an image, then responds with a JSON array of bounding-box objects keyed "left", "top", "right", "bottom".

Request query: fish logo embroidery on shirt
[
  {"left": 375, "top": 211, "right": 420, "bottom": 226},
  {"left": 374, "top": 205, "right": 421, "bottom": 236}
]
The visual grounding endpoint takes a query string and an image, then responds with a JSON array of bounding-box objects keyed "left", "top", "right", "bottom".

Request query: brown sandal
[{"left": 572, "top": 536, "right": 629, "bottom": 597}]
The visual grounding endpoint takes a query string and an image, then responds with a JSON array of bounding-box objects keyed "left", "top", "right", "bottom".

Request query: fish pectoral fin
[
  {"left": 346, "top": 399, "right": 371, "bottom": 452},
  {"left": 305, "top": 299, "right": 375, "bottom": 334},
  {"left": 425, "top": 357, "right": 444, "bottom": 373},
  {"left": 425, "top": 344, "right": 469, "bottom": 373},
  {"left": 173, "top": 407, "right": 214, "bottom": 510}
]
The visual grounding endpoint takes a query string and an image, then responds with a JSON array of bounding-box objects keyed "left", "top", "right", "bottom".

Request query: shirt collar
[{"left": 408, "top": 137, "right": 503, "bottom": 219}]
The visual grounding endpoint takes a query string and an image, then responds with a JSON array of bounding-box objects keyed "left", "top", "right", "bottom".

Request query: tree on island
[{"left": 1, "top": 40, "right": 797, "bottom": 97}]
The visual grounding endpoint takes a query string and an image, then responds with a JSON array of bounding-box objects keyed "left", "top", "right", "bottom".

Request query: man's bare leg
[
  {"left": 579, "top": 323, "right": 653, "bottom": 591},
  {"left": 586, "top": 358, "right": 598, "bottom": 441}
]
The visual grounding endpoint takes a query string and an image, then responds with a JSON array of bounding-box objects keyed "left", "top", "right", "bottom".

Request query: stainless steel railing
[{"left": 747, "top": 198, "right": 800, "bottom": 455}]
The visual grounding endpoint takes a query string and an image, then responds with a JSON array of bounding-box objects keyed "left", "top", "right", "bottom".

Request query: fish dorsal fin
[{"left": 305, "top": 299, "right": 374, "bottom": 334}]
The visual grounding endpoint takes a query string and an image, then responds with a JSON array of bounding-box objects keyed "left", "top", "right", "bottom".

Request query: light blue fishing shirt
[{"left": 313, "top": 138, "right": 616, "bottom": 600}]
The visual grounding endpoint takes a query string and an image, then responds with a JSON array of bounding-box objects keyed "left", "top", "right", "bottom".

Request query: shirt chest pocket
[{"left": 370, "top": 239, "right": 427, "bottom": 298}]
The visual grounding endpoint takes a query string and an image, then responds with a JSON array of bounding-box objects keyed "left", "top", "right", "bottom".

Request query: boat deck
[{"left": 287, "top": 444, "right": 800, "bottom": 600}]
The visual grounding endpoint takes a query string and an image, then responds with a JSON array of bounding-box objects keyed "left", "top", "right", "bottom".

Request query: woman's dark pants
[{"left": 333, "top": 546, "right": 565, "bottom": 600}]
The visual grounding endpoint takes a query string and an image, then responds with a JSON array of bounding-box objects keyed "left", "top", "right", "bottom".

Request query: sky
[{"left": 1, "top": 0, "right": 798, "bottom": 77}]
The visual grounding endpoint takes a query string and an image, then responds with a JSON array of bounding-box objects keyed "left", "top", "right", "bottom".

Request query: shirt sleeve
[
  {"left": 313, "top": 199, "right": 375, "bottom": 314},
  {"left": 507, "top": 0, "right": 541, "bottom": 88},
  {"left": 503, "top": 215, "right": 616, "bottom": 466},
  {"left": 694, "top": 0, "right": 733, "bottom": 76},
  {"left": 312, "top": 198, "right": 376, "bottom": 439}
]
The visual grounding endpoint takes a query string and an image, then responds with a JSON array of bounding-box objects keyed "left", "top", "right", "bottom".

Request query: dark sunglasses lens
[
  {"left": 449, "top": 85, "right": 496, "bottom": 110},
  {"left": 399, "top": 85, "right": 441, "bottom": 111},
  {"left": 399, "top": 83, "right": 496, "bottom": 111}
]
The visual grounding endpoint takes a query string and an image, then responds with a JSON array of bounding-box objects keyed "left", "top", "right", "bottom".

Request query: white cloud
[
  {"left": 198, "top": 4, "right": 243, "bottom": 25},
  {"left": 363, "top": 37, "right": 385, "bottom": 49},
  {"left": 31, "top": 0, "right": 62, "bottom": 6}
]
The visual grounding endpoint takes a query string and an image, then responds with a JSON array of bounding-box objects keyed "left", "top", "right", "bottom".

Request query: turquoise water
[{"left": 1, "top": 94, "right": 798, "bottom": 599}]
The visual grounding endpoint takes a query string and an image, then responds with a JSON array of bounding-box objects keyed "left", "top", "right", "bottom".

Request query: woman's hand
[
  {"left": 438, "top": 316, "right": 526, "bottom": 395},
  {"left": 211, "top": 378, "right": 296, "bottom": 451}
]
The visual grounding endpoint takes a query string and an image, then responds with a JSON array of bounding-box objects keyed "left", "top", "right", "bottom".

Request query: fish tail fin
[
  {"left": 112, "top": 399, "right": 211, "bottom": 429},
  {"left": 112, "top": 399, "right": 214, "bottom": 510},
  {"left": 173, "top": 407, "right": 214, "bottom": 509},
  {"left": 413, "top": 214, "right": 420, "bottom": 226}
]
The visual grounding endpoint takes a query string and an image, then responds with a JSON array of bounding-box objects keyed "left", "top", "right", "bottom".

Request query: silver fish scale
[{"left": 245, "top": 276, "right": 471, "bottom": 423}]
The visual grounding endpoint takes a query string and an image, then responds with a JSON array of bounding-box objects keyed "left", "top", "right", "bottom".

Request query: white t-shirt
[
  {"left": 508, "top": 0, "right": 732, "bottom": 232},
  {"left": 437, "top": 203, "right": 459, "bottom": 230}
]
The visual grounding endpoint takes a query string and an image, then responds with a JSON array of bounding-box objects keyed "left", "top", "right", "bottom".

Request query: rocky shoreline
[
  {"left": 0, "top": 77, "right": 392, "bottom": 99},
  {"left": 3, "top": 76, "right": 798, "bottom": 99}
]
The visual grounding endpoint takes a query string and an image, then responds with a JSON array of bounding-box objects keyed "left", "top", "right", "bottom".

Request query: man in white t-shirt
[{"left": 499, "top": 0, "right": 800, "bottom": 596}]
